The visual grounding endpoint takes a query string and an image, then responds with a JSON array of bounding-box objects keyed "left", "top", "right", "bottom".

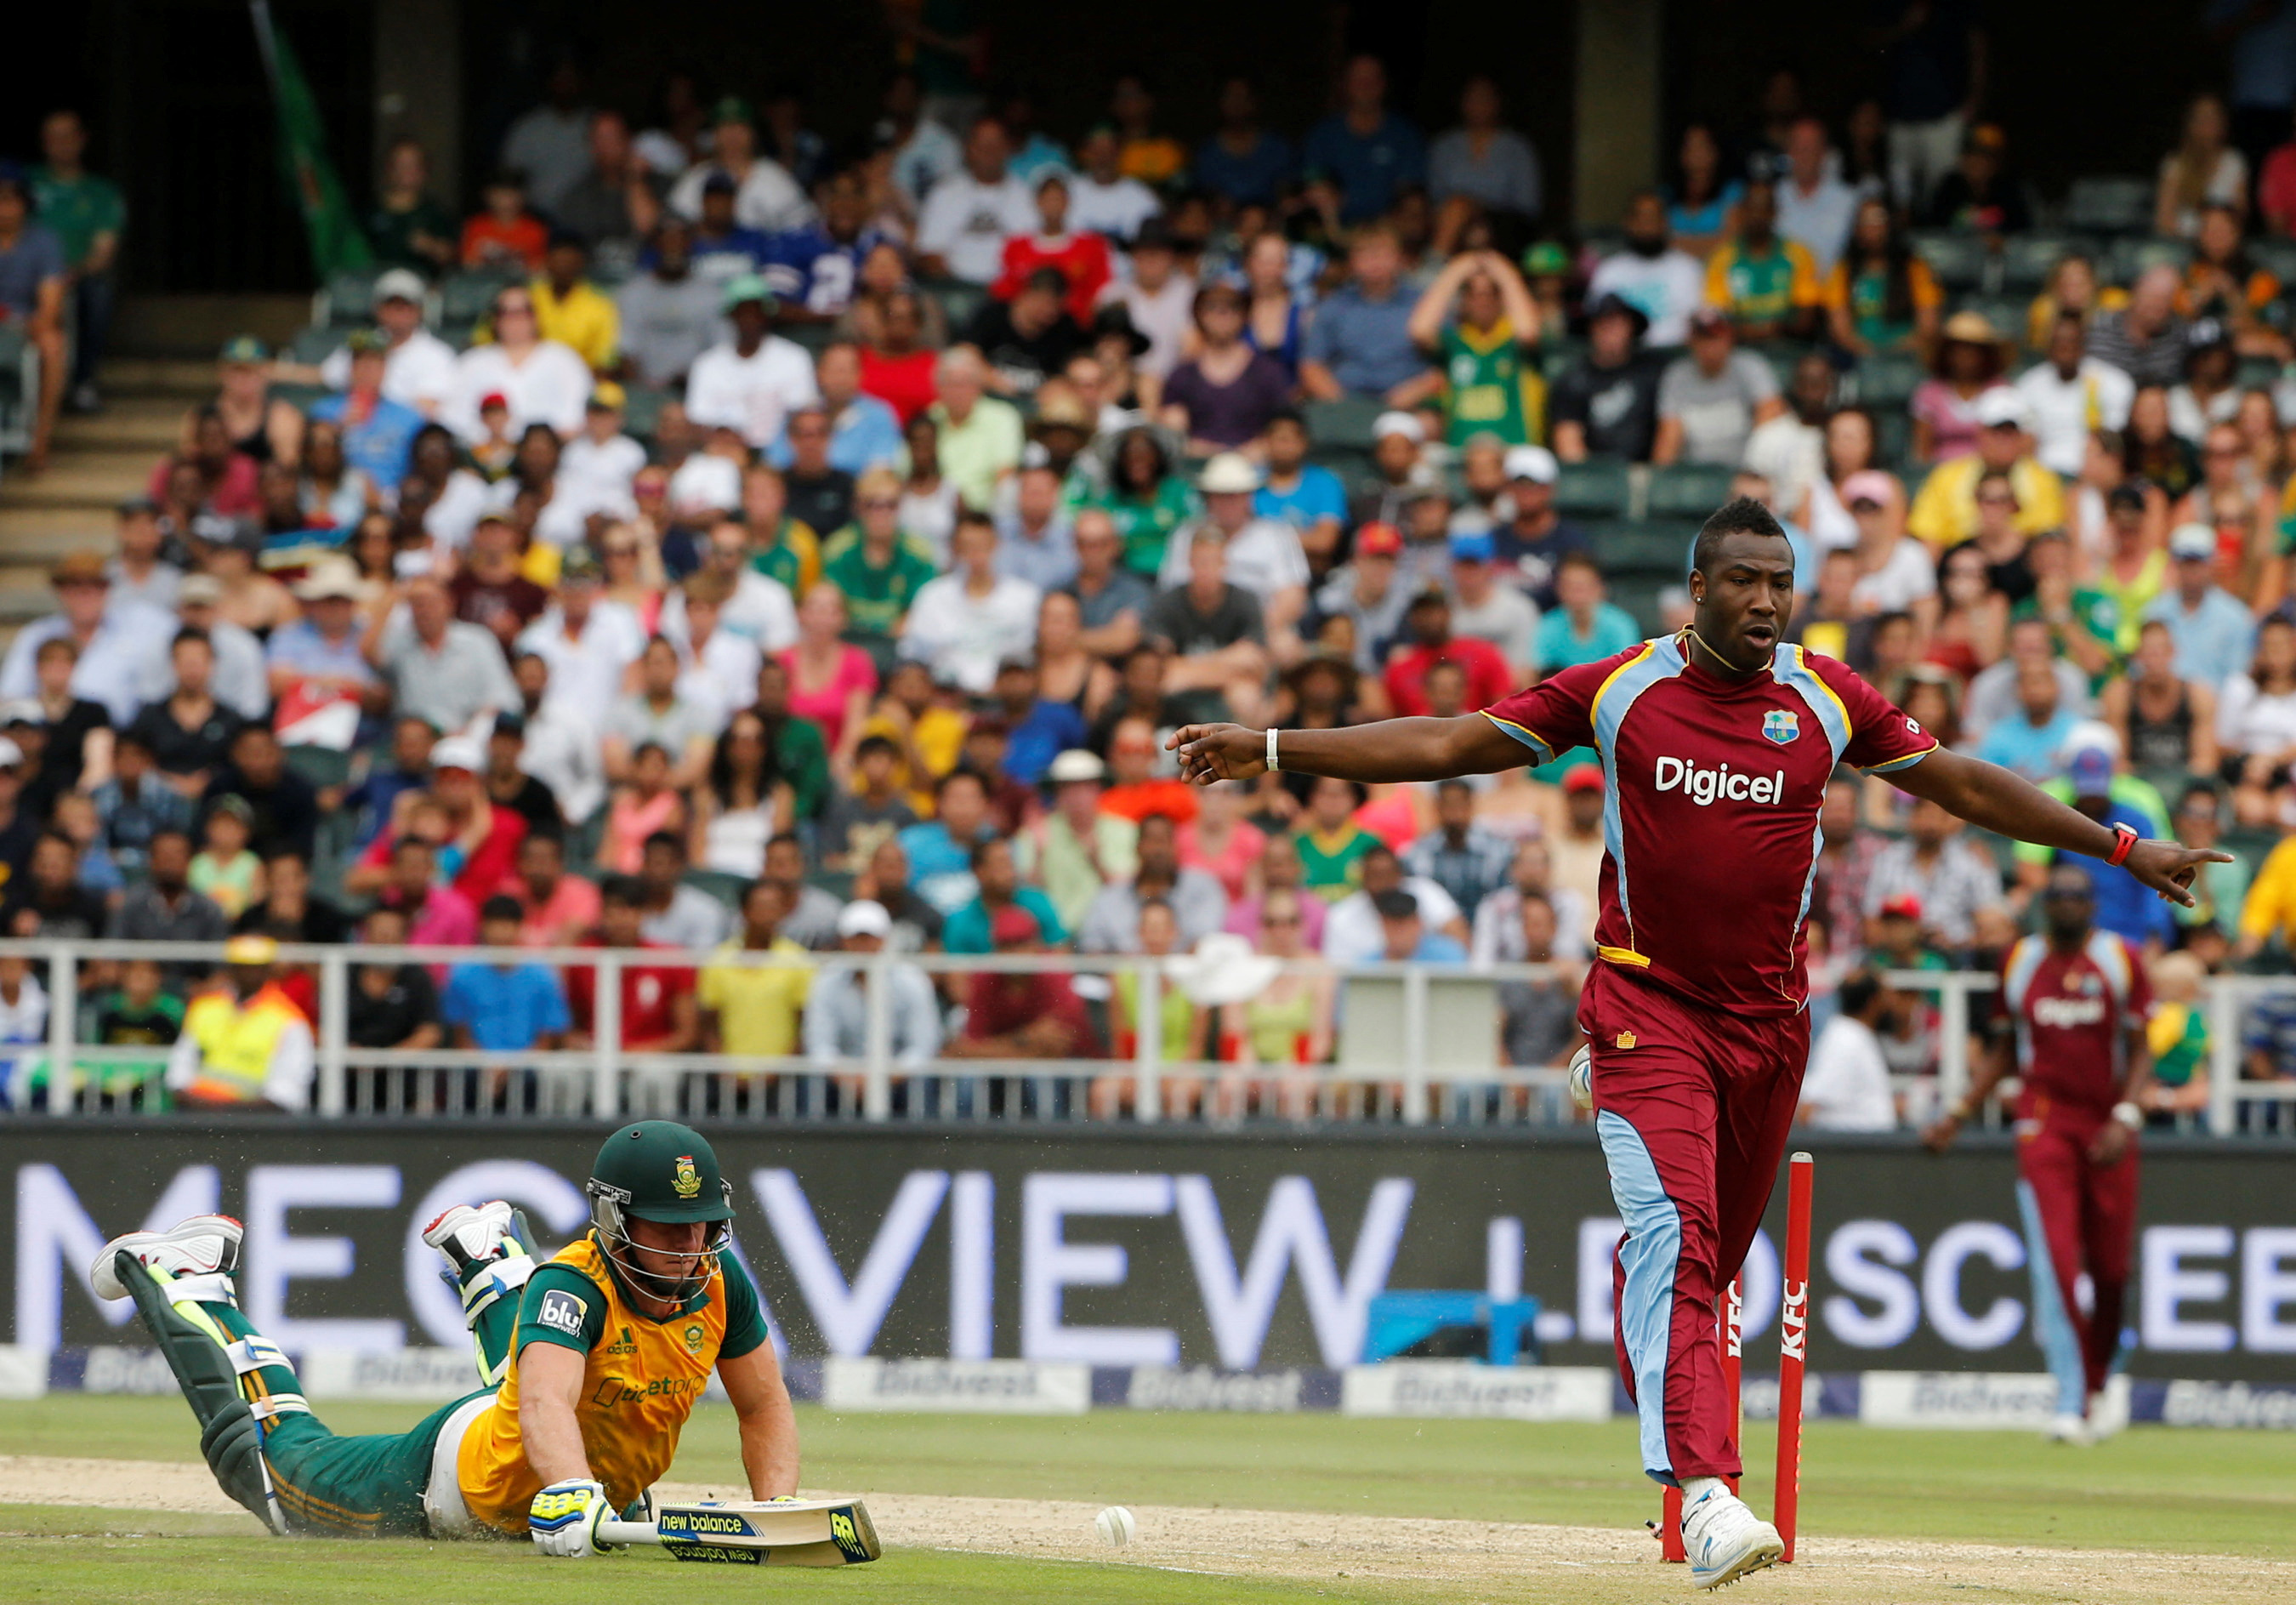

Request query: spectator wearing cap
[
  {"left": 1653, "top": 306, "right": 1785, "bottom": 467},
  {"left": 1313, "top": 521, "right": 1414, "bottom": 674},
  {"left": 925, "top": 346, "right": 1026, "bottom": 512},
  {"left": 0, "top": 552, "right": 162, "bottom": 726},
  {"left": 2089, "top": 266, "right": 2190, "bottom": 390},
  {"left": 1907, "top": 388, "right": 2066, "bottom": 548},
  {"left": 105, "top": 497, "right": 181, "bottom": 616},
  {"left": 1100, "top": 216, "right": 1196, "bottom": 386},
  {"left": 804, "top": 897, "right": 941, "bottom": 1075},
  {"left": 0, "top": 164, "right": 67, "bottom": 469},
  {"left": 1157, "top": 453, "right": 1309, "bottom": 620},
  {"left": 1919, "top": 118, "right": 2029, "bottom": 234},
  {"left": 514, "top": 546, "right": 645, "bottom": 721},
  {"left": 2016, "top": 314, "right": 2136, "bottom": 478},
  {"left": 265, "top": 561, "right": 375, "bottom": 737},
  {"left": 555, "top": 382, "right": 645, "bottom": 519},
  {"left": 1533, "top": 551, "right": 1640, "bottom": 674},
  {"left": 1911, "top": 310, "right": 2015, "bottom": 464},
  {"left": 1833, "top": 470, "right": 1934, "bottom": 622},
  {"left": 1348, "top": 409, "right": 1433, "bottom": 533},
  {"left": 900, "top": 511, "right": 1041, "bottom": 695},
  {"left": 344, "top": 732, "right": 526, "bottom": 906},
  {"left": 994, "top": 172, "right": 1112, "bottom": 324},
  {"left": 2146, "top": 521, "right": 2257, "bottom": 686},
  {"left": 163, "top": 934, "right": 312, "bottom": 1112},
  {"left": 1491, "top": 446, "right": 1589, "bottom": 608},
  {"left": 1162, "top": 282, "right": 1295, "bottom": 457},
  {"left": 363, "top": 572, "right": 520, "bottom": 737},
  {"left": 1548, "top": 295, "right": 1663, "bottom": 464},
  {"left": 667, "top": 95, "right": 812, "bottom": 234},
  {"left": 2012, "top": 739, "right": 2175, "bottom": 948},
  {"left": 1015, "top": 748, "right": 1139, "bottom": 931},
  {"left": 1446, "top": 529, "right": 1540, "bottom": 679},
  {"left": 1860, "top": 794, "right": 2007, "bottom": 959},
  {"left": 684, "top": 275, "right": 820, "bottom": 450},
  {"left": 916, "top": 117, "right": 1037, "bottom": 286},
  {"left": 310, "top": 269, "right": 457, "bottom": 416},
  {"left": 1254, "top": 412, "right": 1350, "bottom": 572},
  {"left": 2168, "top": 320, "right": 2242, "bottom": 444},
  {"left": 963, "top": 266, "right": 1088, "bottom": 399},
  {"left": 1066, "top": 125, "right": 1162, "bottom": 242},
  {"left": 307, "top": 329, "right": 426, "bottom": 492},
  {"left": 1385, "top": 589, "right": 1512, "bottom": 717},
  {"left": 446, "top": 282, "right": 592, "bottom": 443},
  {"left": 1300, "top": 222, "right": 1437, "bottom": 406}
]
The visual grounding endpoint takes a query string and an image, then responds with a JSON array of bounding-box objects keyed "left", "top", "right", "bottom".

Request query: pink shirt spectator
[
  {"left": 602, "top": 788, "right": 683, "bottom": 874},
  {"left": 778, "top": 644, "right": 878, "bottom": 750},
  {"left": 385, "top": 884, "right": 479, "bottom": 977},
  {"left": 1909, "top": 379, "right": 2004, "bottom": 463},
  {"left": 1177, "top": 817, "right": 1267, "bottom": 902},
  {"left": 519, "top": 874, "right": 603, "bottom": 948},
  {"left": 1226, "top": 892, "right": 1326, "bottom": 951},
  {"left": 150, "top": 452, "right": 262, "bottom": 518},
  {"left": 2262, "top": 144, "right": 2296, "bottom": 237}
]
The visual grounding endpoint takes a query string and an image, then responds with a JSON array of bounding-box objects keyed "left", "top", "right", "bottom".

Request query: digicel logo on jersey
[
  {"left": 1654, "top": 756, "right": 1787, "bottom": 805},
  {"left": 2032, "top": 994, "right": 2107, "bottom": 1027}
]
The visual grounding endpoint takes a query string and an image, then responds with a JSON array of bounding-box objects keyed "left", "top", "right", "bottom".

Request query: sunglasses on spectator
[{"left": 860, "top": 497, "right": 901, "bottom": 510}]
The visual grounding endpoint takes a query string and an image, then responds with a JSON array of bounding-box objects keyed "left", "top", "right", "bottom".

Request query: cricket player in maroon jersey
[
  {"left": 1923, "top": 862, "right": 2152, "bottom": 1445},
  {"left": 1169, "top": 499, "right": 2224, "bottom": 1591}
]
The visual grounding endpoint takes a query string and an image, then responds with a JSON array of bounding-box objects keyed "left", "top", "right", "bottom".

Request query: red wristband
[{"left": 2106, "top": 823, "right": 2139, "bottom": 868}]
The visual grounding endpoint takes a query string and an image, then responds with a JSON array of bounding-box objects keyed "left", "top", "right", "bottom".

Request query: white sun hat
[{"left": 1163, "top": 931, "right": 1283, "bottom": 1008}]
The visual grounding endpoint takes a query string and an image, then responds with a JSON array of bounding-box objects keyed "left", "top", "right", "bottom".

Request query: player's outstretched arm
[
  {"left": 1892, "top": 748, "right": 2231, "bottom": 907},
  {"left": 1168, "top": 715, "right": 1523, "bottom": 785},
  {"left": 719, "top": 1341, "right": 800, "bottom": 1500}
]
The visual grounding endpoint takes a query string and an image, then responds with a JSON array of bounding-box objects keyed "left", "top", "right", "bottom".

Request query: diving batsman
[{"left": 90, "top": 1120, "right": 794, "bottom": 1556}]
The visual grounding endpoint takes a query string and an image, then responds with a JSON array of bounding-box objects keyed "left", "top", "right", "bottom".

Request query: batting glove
[{"left": 529, "top": 1478, "right": 613, "bottom": 1557}]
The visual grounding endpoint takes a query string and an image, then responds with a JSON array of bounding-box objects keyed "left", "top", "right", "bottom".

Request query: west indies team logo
[
  {"left": 1762, "top": 709, "right": 1800, "bottom": 745},
  {"left": 672, "top": 1154, "right": 702, "bottom": 1199}
]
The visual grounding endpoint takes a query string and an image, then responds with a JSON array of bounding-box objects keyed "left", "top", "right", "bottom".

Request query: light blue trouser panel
[
  {"left": 2016, "top": 1179, "right": 2086, "bottom": 1416},
  {"left": 1598, "top": 1108, "right": 1684, "bottom": 1482}
]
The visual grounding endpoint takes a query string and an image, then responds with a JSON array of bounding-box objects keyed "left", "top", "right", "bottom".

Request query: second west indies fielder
[{"left": 1169, "top": 498, "right": 2224, "bottom": 1591}]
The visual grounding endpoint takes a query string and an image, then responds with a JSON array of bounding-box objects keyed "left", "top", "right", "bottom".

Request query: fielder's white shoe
[
  {"left": 2044, "top": 1412, "right": 2091, "bottom": 1446},
  {"left": 1682, "top": 1485, "right": 1783, "bottom": 1590},
  {"left": 89, "top": 1215, "right": 243, "bottom": 1301},
  {"left": 422, "top": 1200, "right": 518, "bottom": 1274},
  {"left": 2085, "top": 1383, "right": 2128, "bottom": 1443}
]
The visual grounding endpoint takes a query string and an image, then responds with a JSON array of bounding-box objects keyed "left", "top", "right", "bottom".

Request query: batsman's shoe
[
  {"left": 1681, "top": 1486, "right": 1783, "bottom": 1591},
  {"left": 90, "top": 1215, "right": 243, "bottom": 1302},
  {"left": 2046, "top": 1411, "right": 2092, "bottom": 1446},
  {"left": 422, "top": 1200, "right": 519, "bottom": 1274},
  {"left": 2086, "top": 1382, "right": 2128, "bottom": 1443}
]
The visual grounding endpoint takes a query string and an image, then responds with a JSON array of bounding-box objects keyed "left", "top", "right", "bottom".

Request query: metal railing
[{"left": 0, "top": 939, "right": 2287, "bottom": 1134}]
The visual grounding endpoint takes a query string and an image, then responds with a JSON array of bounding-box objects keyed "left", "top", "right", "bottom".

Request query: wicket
[{"left": 1657, "top": 1150, "right": 1815, "bottom": 1564}]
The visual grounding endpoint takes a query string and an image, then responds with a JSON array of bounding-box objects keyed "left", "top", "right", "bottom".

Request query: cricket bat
[{"left": 596, "top": 1496, "right": 880, "bottom": 1566}]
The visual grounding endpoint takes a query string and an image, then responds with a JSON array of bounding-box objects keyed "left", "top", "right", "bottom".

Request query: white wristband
[
  {"left": 1265, "top": 727, "right": 1280, "bottom": 772},
  {"left": 2112, "top": 1101, "right": 2143, "bottom": 1131}
]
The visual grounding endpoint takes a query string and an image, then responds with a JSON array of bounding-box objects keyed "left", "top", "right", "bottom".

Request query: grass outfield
[{"left": 1, "top": 1396, "right": 2291, "bottom": 1602}]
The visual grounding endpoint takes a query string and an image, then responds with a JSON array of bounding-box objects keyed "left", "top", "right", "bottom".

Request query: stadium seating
[
  {"left": 288, "top": 326, "right": 342, "bottom": 364},
  {"left": 1645, "top": 464, "right": 1734, "bottom": 519},
  {"left": 2248, "top": 236, "right": 2296, "bottom": 284},
  {"left": 1302, "top": 396, "right": 1386, "bottom": 452},
  {"left": 319, "top": 267, "right": 384, "bottom": 328},
  {"left": 0, "top": 324, "right": 32, "bottom": 462},
  {"left": 1954, "top": 295, "right": 2032, "bottom": 350},
  {"left": 1850, "top": 350, "right": 1925, "bottom": 408},
  {"left": 2105, "top": 236, "right": 2191, "bottom": 285},
  {"left": 1998, "top": 232, "right": 2091, "bottom": 293},
  {"left": 1909, "top": 231, "right": 1990, "bottom": 293},
  {"left": 2065, "top": 175, "right": 2153, "bottom": 235},
  {"left": 916, "top": 277, "right": 987, "bottom": 335},
  {"left": 1551, "top": 458, "right": 1631, "bottom": 517},
  {"left": 1584, "top": 516, "right": 1697, "bottom": 575},
  {"left": 440, "top": 269, "right": 523, "bottom": 326}
]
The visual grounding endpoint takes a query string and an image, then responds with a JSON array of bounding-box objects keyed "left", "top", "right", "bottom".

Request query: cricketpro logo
[
  {"left": 1653, "top": 756, "right": 1787, "bottom": 806},
  {"left": 537, "top": 1288, "right": 587, "bottom": 1337}
]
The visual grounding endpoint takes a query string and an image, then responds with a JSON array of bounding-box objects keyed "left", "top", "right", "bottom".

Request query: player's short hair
[
  {"left": 1838, "top": 967, "right": 1883, "bottom": 1019},
  {"left": 1691, "top": 496, "right": 1791, "bottom": 576}
]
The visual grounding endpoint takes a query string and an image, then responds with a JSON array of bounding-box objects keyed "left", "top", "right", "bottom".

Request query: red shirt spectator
[
  {"left": 2264, "top": 141, "right": 2296, "bottom": 237},
  {"left": 859, "top": 344, "right": 940, "bottom": 425},
  {"left": 993, "top": 233, "right": 1112, "bottom": 326},
  {"left": 1101, "top": 777, "right": 1201, "bottom": 825},
  {"left": 460, "top": 212, "right": 547, "bottom": 270},
  {"left": 566, "top": 939, "right": 697, "bottom": 1050},
  {"left": 1384, "top": 631, "right": 1513, "bottom": 718}
]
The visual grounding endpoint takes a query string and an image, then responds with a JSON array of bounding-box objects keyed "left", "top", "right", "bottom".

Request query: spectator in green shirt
[
  {"left": 366, "top": 138, "right": 457, "bottom": 277},
  {"left": 31, "top": 111, "right": 121, "bottom": 415},
  {"left": 753, "top": 657, "right": 831, "bottom": 821},
  {"left": 820, "top": 466, "right": 939, "bottom": 653},
  {"left": 1091, "top": 427, "right": 1199, "bottom": 578}
]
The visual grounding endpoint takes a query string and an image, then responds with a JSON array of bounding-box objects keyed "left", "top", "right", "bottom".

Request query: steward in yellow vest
[{"left": 165, "top": 935, "right": 314, "bottom": 1110}]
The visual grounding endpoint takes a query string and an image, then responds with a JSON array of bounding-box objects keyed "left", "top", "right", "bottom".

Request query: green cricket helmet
[{"left": 586, "top": 1121, "right": 734, "bottom": 1304}]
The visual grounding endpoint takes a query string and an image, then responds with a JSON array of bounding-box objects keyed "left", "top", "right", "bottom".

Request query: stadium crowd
[{"left": 5, "top": 33, "right": 2296, "bottom": 1128}]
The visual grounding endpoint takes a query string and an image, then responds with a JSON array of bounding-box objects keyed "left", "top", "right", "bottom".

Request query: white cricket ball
[{"left": 1094, "top": 1505, "right": 1136, "bottom": 1548}]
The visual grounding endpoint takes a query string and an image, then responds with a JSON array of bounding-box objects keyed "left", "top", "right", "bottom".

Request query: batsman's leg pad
[
  {"left": 199, "top": 1400, "right": 281, "bottom": 1526},
  {"left": 117, "top": 1254, "right": 247, "bottom": 1434}
]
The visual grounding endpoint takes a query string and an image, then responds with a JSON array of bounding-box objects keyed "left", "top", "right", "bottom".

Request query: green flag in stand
[{"left": 249, "top": 0, "right": 372, "bottom": 278}]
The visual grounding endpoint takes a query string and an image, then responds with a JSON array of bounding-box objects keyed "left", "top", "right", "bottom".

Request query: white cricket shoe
[
  {"left": 1568, "top": 1044, "right": 1594, "bottom": 1113},
  {"left": 89, "top": 1215, "right": 243, "bottom": 1301},
  {"left": 2085, "top": 1382, "right": 2128, "bottom": 1443},
  {"left": 1682, "top": 1485, "right": 1783, "bottom": 1591},
  {"left": 422, "top": 1200, "right": 518, "bottom": 1274},
  {"left": 2044, "top": 1412, "right": 2091, "bottom": 1446}
]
